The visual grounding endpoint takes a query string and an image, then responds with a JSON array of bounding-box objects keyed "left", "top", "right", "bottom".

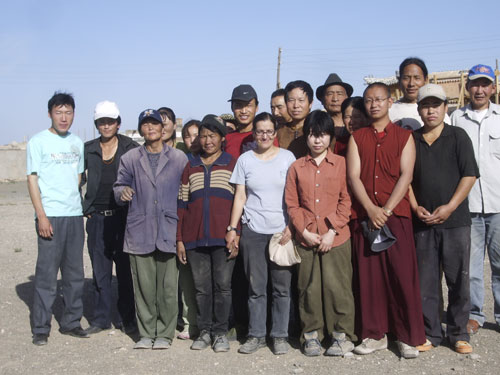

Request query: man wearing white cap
[
  {"left": 411, "top": 84, "right": 478, "bottom": 354},
  {"left": 82, "top": 101, "right": 138, "bottom": 335},
  {"left": 451, "top": 64, "right": 500, "bottom": 335}
]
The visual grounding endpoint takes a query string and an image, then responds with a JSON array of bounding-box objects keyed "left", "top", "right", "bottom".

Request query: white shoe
[
  {"left": 353, "top": 335, "right": 388, "bottom": 355},
  {"left": 397, "top": 341, "right": 419, "bottom": 359}
]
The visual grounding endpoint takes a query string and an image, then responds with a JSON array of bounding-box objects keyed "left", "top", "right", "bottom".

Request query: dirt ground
[{"left": 0, "top": 181, "right": 499, "bottom": 375}]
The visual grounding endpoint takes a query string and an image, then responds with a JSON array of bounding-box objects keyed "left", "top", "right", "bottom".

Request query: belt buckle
[{"left": 103, "top": 210, "right": 113, "bottom": 217}]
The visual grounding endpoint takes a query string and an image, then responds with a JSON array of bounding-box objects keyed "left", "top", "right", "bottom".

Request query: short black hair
[
  {"left": 158, "top": 107, "right": 176, "bottom": 124},
  {"left": 94, "top": 116, "right": 122, "bottom": 128},
  {"left": 399, "top": 57, "right": 428, "bottom": 80},
  {"left": 199, "top": 121, "right": 225, "bottom": 138},
  {"left": 271, "top": 88, "right": 286, "bottom": 99},
  {"left": 341, "top": 96, "right": 367, "bottom": 117},
  {"left": 48, "top": 92, "right": 75, "bottom": 112},
  {"left": 303, "top": 110, "right": 335, "bottom": 139},
  {"left": 253, "top": 112, "right": 277, "bottom": 131},
  {"left": 284, "top": 80, "right": 313, "bottom": 103},
  {"left": 363, "top": 82, "right": 391, "bottom": 98},
  {"left": 181, "top": 120, "right": 201, "bottom": 139}
]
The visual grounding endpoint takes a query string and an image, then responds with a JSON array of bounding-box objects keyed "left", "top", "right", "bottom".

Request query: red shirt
[
  {"left": 285, "top": 150, "right": 351, "bottom": 247},
  {"left": 225, "top": 131, "right": 279, "bottom": 159},
  {"left": 351, "top": 122, "right": 412, "bottom": 220}
]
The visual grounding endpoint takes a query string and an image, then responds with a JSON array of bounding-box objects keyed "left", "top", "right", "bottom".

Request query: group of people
[{"left": 26, "top": 57, "right": 500, "bottom": 361}]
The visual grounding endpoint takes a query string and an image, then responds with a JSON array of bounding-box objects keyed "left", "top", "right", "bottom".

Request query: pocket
[
  {"left": 162, "top": 211, "right": 179, "bottom": 244},
  {"left": 125, "top": 214, "right": 146, "bottom": 247},
  {"left": 489, "top": 128, "right": 500, "bottom": 158}
]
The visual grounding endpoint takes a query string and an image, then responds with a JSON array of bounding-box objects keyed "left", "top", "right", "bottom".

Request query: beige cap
[{"left": 417, "top": 84, "right": 447, "bottom": 103}]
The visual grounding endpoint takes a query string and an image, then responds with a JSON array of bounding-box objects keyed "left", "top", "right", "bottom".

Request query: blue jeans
[
  {"left": 470, "top": 213, "right": 500, "bottom": 325},
  {"left": 240, "top": 225, "right": 292, "bottom": 338}
]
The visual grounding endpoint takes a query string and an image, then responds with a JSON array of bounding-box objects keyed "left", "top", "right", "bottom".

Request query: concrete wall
[{"left": 0, "top": 149, "right": 26, "bottom": 181}]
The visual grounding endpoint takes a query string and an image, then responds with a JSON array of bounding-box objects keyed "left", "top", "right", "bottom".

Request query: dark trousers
[
  {"left": 32, "top": 216, "right": 84, "bottom": 335},
  {"left": 187, "top": 246, "right": 235, "bottom": 335},
  {"left": 240, "top": 225, "right": 292, "bottom": 338},
  {"left": 86, "top": 212, "right": 135, "bottom": 328},
  {"left": 415, "top": 225, "right": 471, "bottom": 346}
]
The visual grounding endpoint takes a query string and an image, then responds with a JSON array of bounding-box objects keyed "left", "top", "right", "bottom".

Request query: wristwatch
[{"left": 226, "top": 225, "right": 238, "bottom": 233}]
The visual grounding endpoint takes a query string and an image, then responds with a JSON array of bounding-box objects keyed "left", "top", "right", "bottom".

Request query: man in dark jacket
[{"left": 82, "top": 101, "right": 138, "bottom": 334}]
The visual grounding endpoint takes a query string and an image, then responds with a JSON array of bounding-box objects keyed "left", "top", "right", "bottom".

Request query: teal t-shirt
[{"left": 26, "top": 129, "right": 84, "bottom": 217}]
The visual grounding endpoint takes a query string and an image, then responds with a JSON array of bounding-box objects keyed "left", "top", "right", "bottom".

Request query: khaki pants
[
  {"left": 296, "top": 239, "right": 356, "bottom": 344},
  {"left": 129, "top": 251, "right": 178, "bottom": 340}
]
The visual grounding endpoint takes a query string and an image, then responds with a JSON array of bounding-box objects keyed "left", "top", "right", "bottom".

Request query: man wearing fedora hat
[
  {"left": 317, "top": 74, "right": 353, "bottom": 155},
  {"left": 411, "top": 84, "right": 478, "bottom": 354}
]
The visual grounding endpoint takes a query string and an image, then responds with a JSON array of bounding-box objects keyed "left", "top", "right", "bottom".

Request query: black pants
[
  {"left": 86, "top": 212, "right": 135, "bottom": 328},
  {"left": 415, "top": 225, "right": 471, "bottom": 346}
]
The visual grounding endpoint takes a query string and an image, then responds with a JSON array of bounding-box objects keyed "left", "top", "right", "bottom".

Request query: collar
[
  {"left": 370, "top": 121, "right": 394, "bottom": 134},
  {"left": 300, "top": 149, "right": 336, "bottom": 167},
  {"left": 414, "top": 123, "right": 452, "bottom": 142},
  {"left": 463, "top": 103, "right": 500, "bottom": 119},
  {"left": 190, "top": 151, "right": 232, "bottom": 167}
]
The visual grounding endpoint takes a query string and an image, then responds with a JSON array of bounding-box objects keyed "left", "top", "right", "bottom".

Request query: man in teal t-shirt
[{"left": 27, "top": 92, "right": 89, "bottom": 346}]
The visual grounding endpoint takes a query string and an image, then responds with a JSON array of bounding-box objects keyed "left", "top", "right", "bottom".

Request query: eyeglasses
[
  {"left": 364, "top": 97, "right": 389, "bottom": 105},
  {"left": 254, "top": 129, "right": 276, "bottom": 136}
]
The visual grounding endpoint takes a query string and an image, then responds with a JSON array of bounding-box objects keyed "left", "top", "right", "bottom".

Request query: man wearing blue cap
[{"left": 451, "top": 64, "right": 500, "bottom": 335}]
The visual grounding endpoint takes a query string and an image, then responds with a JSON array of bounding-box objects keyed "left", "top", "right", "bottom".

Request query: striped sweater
[{"left": 177, "top": 152, "right": 236, "bottom": 250}]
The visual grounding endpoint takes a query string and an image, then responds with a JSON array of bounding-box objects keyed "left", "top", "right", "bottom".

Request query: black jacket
[{"left": 82, "top": 134, "right": 139, "bottom": 215}]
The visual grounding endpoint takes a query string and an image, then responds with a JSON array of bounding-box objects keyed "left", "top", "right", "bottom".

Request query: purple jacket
[{"left": 114, "top": 144, "right": 188, "bottom": 255}]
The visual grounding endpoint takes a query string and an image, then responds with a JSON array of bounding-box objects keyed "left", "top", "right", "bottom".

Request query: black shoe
[
  {"left": 85, "top": 325, "right": 105, "bottom": 335},
  {"left": 60, "top": 326, "right": 90, "bottom": 338},
  {"left": 33, "top": 333, "right": 48, "bottom": 346}
]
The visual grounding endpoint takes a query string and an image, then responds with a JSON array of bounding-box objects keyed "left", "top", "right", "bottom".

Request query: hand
[
  {"left": 302, "top": 228, "right": 321, "bottom": 247},
  {"left": 426, "top": 204, "right": 453, "bottom": 225},
  {"left": 415, "top": 206, "right": 432, "bottom": 224},
  {"left": 279, "top": 226, "right": 292, "bottom": 245},
  {"left": 177, "top": 241, "right": 187, "bottom": 265},
  {"left": 120, "top": 186, "right": 135, "bottom": 202},
  {"left": 227, "top": 235, "right": 240, "bottom": 259},
  {"left": 225, "top": 230, "right": 237, "bottom": 248},
  {"left": 318, "top": 229, "right": 336, "bottom": 253},
  {"left": 37, "top": 216, "right": 53, "bottom": 239},
  {"left": 367, "top": 205, "right": 389, "bottom": 230}
]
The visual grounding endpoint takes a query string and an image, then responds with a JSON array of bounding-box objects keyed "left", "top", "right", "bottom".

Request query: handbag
[{"left": 268, "top": 232, "right": 301, "bottom": 266}]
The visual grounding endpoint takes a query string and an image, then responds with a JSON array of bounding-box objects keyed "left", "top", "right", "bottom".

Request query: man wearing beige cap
[
  {"left": 451, "top": 64, "right": 500, "bottom": 336},
  {"left": 411, "top": 84, "right": 478, "bottom": 354},
  {"left": 82, "top": 101, "right": 138, "bottom": 335}
]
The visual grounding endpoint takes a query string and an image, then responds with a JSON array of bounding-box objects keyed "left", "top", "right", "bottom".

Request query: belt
[{"left": 96, "top": 208, "right": 124, "bottom": 217}]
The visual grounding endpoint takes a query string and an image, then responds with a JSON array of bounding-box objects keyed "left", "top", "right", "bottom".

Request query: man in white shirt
[{"left": 450, "top": 64, "right": 500, "bottom": 335}]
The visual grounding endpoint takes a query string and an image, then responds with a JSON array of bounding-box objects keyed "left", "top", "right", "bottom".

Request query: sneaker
[
  {"left": 325, "top": 332, "right": 354, "bottom": 356},
  {"left": 212, "top": 335, "right": 230, "bottom": 353},
  {"left": 177, "top": 331, "right": 190, "bottom": 340},
  {"left": 153, "top": 337, "right": 171, "bottom": 350},
  {"left": 353, "top": 335, "right": 388, "bottom": 355},
  {"left": 416, "top": 339, "right": 433, "bottom": 352},
  {"left": 454, "top": 340, "right": 473, "bottom": 354},
  {"left": 397, "top": 341, "right": 419, "bottom": 359},
  {"left": 303, "top": 331, "right": 322, "bottom": 357},
  {"left": 272, "top": 337, "right": 289, "bottom": 355},
  {"left": 238, "top": 336, "right": 266, "bottom": 354},
  {"left": 191, "top": 330, "right": 211, "bottom": 350},
  {"left": 134, "top": 337, "right": 153, "bottom": 349}
]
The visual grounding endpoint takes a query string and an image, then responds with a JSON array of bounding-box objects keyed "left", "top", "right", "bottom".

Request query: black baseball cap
[{"left": 228, "top": 84, "right": 258, "bottom": 102}]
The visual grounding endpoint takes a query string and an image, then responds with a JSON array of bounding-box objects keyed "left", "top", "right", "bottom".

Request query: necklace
[{"left": 102, "top": 155, "right": 115, "bottom": 165}]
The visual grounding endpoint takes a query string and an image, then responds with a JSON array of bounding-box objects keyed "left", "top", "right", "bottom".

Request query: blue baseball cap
[
  {"left": 138, "top": 109, "right": 163, "bottom": 126},
  {"left": 468, "top": 64, "right": 495, "bottom": 83}
]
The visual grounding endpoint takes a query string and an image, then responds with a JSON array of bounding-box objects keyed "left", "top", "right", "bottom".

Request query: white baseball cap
[
  {"left": 94, "top": 101, "right": 120, "bottom": 121},
  {"left": 417, "top": 84, "right": 447, "bottom": 103}
]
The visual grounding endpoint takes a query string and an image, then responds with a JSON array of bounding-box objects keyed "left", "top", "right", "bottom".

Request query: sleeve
[
  {"left": 176, "top": 163, "right": 191, "bottom": 242},
  {"left": 285, "top": 163, "right": 312, "bottom": 235},
  {"left": 113, "top": 154, "right": 134, "bottom": 206},
  {"left": 325, "top": 159, "right": 351, "bottom": 230},
  {"left": 229, "top": 156, "right": 246, "bottom": 185},
  {"left": 455, "top": 128, "right": 480, "bottom": 178},
  {"left": 26, "top": 139, "right": 41, "bottom": 175}
]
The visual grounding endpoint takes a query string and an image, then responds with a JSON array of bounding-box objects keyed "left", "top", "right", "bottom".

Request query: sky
[{"left": 1, "top": 0, "right": 499, "bottom": 145}]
